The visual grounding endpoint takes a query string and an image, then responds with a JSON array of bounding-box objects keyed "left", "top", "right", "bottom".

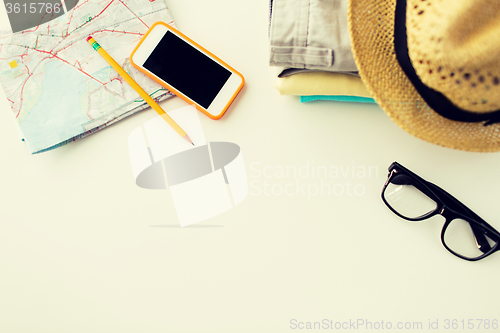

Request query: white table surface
[{"left": 2, "top": 0, "right": 500, "bottom": 332}]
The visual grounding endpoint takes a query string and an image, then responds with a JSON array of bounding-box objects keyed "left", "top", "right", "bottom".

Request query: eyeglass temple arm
[
  {"left": 425, "top": 181, "right": 497, "bottom": 253},
  {"left": 389, "top": 163, "right": 438, "bottom": 199}
]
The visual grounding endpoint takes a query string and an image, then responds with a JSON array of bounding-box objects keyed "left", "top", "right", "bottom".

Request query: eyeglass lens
[
  {"left": 444, "top": 218, "right": 497, "bottom": 259},
  {"left": 384, "top": 174, "right": 437, "bottom": 219}
]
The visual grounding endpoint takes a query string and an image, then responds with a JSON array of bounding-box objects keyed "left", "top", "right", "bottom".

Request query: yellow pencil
[{"left": 86, "top": 36, "right": 194, "bottom": 145}]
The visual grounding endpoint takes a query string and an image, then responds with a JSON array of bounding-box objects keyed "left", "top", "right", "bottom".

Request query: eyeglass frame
[{"left": 381, "top": 162, "right": 500, "bottom": 261}]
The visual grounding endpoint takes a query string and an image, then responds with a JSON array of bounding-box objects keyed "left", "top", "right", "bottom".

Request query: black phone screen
[{"left": 143, "top": 30, "right": 232, "bottom": 109}]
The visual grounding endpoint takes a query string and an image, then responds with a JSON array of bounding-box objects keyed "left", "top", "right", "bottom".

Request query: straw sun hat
[{"left": 348, "top": 0, "right": 500, "bottom": 151}]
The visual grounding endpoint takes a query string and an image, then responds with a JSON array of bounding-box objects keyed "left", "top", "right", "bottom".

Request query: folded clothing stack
[{"left": 269, "top": 0, "right": 374, "bottom": 103}]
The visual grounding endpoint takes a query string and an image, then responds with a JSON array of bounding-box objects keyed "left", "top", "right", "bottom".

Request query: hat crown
[{"left": 407, "top": 0, "right": 500, "bottom": 113}]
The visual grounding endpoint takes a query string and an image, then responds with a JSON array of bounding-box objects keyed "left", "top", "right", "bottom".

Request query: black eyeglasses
[{"left": 381, "top": 162, "right": 500, "bottom": 261}]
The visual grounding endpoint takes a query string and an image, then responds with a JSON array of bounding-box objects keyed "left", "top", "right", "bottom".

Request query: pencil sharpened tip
[{"left": 182, "top": 134, "right": 194, "bottom": 146}]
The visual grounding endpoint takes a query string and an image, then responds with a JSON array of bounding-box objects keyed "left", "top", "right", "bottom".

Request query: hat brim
[{"left": 348, "top": 0, "right": 500, "bottom": 152}]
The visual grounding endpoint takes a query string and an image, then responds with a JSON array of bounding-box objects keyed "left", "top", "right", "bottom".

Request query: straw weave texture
[
  {"left": 348, "top": 0, "right": 500, "bottom": 151},
  {"left": 407, "top": 0, "right": 500, "bottom": 113}
]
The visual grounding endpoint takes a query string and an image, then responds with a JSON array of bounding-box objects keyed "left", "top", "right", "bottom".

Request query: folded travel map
[{"left": 0, "top": 0, "right": 174, "bottom": 153}]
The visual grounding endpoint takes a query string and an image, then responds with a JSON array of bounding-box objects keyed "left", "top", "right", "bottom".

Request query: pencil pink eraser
[{"left": 86, "top": 36, "right": 92, "bottom": 42}]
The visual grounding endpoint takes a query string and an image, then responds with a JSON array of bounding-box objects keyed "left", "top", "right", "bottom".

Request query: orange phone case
[{"left": 130, "top": 21, "right": 244, "bottom": 120}]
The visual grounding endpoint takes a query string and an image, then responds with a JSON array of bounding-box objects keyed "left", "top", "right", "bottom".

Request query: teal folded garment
[{"left": 300, "top": 95, "right": 376, "bottom": 103}]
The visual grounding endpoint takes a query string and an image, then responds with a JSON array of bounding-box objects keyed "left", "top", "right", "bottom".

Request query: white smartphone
[{"left": 130, "top": 21, "right": 244, "bottom": 120}]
